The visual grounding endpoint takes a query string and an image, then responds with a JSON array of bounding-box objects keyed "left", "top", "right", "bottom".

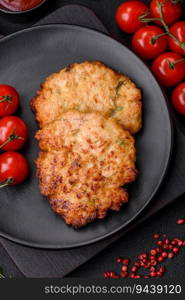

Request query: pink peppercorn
[{"left": 177, "top": 219, "right": 185, "bottom": 225}]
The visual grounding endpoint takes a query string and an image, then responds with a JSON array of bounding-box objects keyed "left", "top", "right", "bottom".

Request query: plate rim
[{"left": 0, "top": 24, "right": 174, "bottom": 249}]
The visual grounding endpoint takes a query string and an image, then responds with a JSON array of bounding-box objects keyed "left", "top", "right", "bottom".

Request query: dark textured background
[{"left": 0, "top": 0, "right": 185, "bottom": 278}]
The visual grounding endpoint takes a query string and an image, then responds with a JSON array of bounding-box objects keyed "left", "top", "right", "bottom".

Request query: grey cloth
[{"left": 0, "top": 4, "right": 185, "bottom": 278}]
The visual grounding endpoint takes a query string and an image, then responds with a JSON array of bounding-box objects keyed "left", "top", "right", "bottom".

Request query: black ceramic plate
[{"left": 0, "top": 24, "right": 172, "bottom": 249}]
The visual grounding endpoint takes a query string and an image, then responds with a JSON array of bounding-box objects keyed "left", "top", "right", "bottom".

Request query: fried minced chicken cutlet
[
  {"left": 35, "top": 111, "right": 137, "bottom": 228},
  {"left": 31, "top": 61, "right": 142, "bottom": 134}
]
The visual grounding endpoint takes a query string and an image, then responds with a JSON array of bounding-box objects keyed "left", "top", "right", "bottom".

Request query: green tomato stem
[
  {"left": 0, "top": 95, "right": 12, "bottom": 103},
  {"left": 140, "top": 17, "right": 161, "bottom": 23},
  {"left": 151, "top": 32, "right": 168, "bottom": 44},
  {"left": 167, "top": 58, "right": 185, "bottom": 69},
  {"left": 140, "top": 1, "right": 185, "bottom": 52},
  {"left": 0, "top": 177, "right": 14, "bottom": 189},
  {"left": 0, "top": 129, "right": 24, "bottom": 150},
  {"left": 173, "top": 58, "right": 185, "bottom": 65},
  {"left": 157, "top": 1, "right": 185, "bottom": 51}
]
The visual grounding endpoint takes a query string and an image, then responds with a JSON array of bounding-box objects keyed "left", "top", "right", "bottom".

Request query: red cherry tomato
[
  {"left": 172, "top": 82, "right": 185, "bottom": 115},
  {"left": 115, "top": 1, "right": 149, "bottom": 34},
  {"left": 0, "top": 116, "right": 28, "bottom": 151},
  {"left": 0, "top": 152, "right": 29, "bottom": 186},
  {"left": 150, "top": 0, "right": 183, "bottom": 26},
  {"left": 0, "top": 85, "right": 20, "bottom": 117},
  {"left": 168, "top": 21, "right": 185, "bottom": 56},
  {"left": 151, "top": 52, "right": 185, "bottom": 87},
  {"left": 132, "top": 25, "right": 168, "bottom": 60}
]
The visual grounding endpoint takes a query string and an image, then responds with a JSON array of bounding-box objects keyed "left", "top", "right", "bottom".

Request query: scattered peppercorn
[
  {"left": 131, "top": 266, "right": 137, "bottom": 272},
  {"left": 177, "top": 218, "right": 185, "bottom": 225},
  {"left": 104, "top": 229, "right": 185, "bottom": 278},
  {"left": 151, "top": 260, "right": 157, "bottom": 266},
  {"left": 121, "top": 271, "right": 128, "bottom": 278},
  {"left": 162, "top": 252, "right": 168, "bottom": 258},
  {"left": 121, "top": 265, "right": 128, "bottom": 272},
  {"left": 122, "top": 259, "right": 129, "bottom": 265},
  {"left": 154, "top": 233, "right": 160, "bottom": 239},
  {"left": 173, "top": 247, "right": 179, "bottom": 253},
  {"left": 158, "top": 256, "right": 164, "bottom": 262},
  {"left": 157, "top": 240, "right": 163, "bottom": 246},
  {"left": 150, "top": 271, "right": 157, "bottom": 277},
  {"left": 168, "top": 253, "right": 175, "bottom": 259},
  {"left": 116, "top": 257, "right": 122, "bottom": 263},
  {"left": 150, "top": 249, "right": 157, "bottom": 255},
  {"left": 164, "top": 239, "right": 170, "bottom": 245}
]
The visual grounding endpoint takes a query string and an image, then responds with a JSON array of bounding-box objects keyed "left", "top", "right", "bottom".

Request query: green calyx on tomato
[
  {"left": 0, "top": 128, "right": 24, "bottom": 150},
  {"left": 0, "top": 95, "right": 12, "bottom": 112},
  {"left": 132, "top": 25, "right": 168, "bottom": 60},
  {"left": 0, "top": 177, "right": 14, "bottom": 189},
  {"left": 152, "top": 52, "right": 185, "bottom": 87},
  {"left": 0, "top": 116, "right": 28, "bottom": 151},
  {"left": 0, "top": 95, "right": 12, "bottom": 103},
  {"left": 166, "top": 58, "right": 185, "bottom": 69},
  {"left": 151, "top": 32, "right": 168, "bottom": 45}
]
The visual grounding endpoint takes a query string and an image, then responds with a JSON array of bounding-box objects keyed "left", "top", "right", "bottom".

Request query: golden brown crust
[
  {"left": 49, "top": 188, "right": 128, "bottom": 228},
  {"left": 31, "top": 61, "right": 142, "bottom": 134},
  {"left": 35, "top": 111, "right": 137, "bottom": 228}
]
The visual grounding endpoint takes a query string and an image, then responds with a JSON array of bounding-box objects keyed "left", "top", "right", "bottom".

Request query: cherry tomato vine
[{"left": 140, "top": 1, "right": 185, "bottom": 52}]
